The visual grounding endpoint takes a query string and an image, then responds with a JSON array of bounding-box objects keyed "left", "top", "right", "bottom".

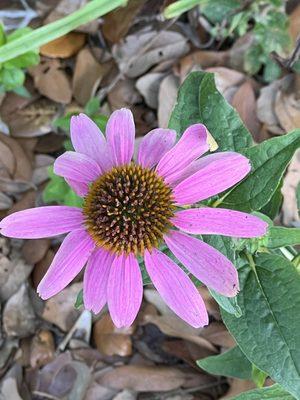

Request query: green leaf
[
  {"left": 5, "top": 51, "right": 40, "bottom": 69},
  {"left": 0, "top": 67, "right": 25, "bottom": 90},
  {"left": 0, "top": 23, "right": 6, "bottom": 46},
  {"left": 199, "top": 0, "right": 240, "bottom": 24},
  {"left": 74, "top": 289, "right": 83, "bottom": 309},
  {"left": 231, "top": 384, "right": 295, "bottom": 400},
  {"left": 260, "top": 180, "right": 283, "bottom": 220},
  {"left": 163, "top": 0, "right": 200, "bottom": 19},
  {"left": 222, "top": 129, "right": 300, "bottom": 212},
  {"left": 92, "top": 114, "right": 108, "bottom": 132},
  {"left": 12, "top": 85, "right": 31, "bottom": 98},
  {"left": 168, "top": 71, "right": 253, "bottom": 151},
  {"left": 203, "top": 235, "right": 242, "bottom": 317},
  {"left": 221, "top": 253, "right": 300, "bottom": 399},
  {"left": 264, "top": 227, "right": 300, "bottom": 249},
  {"left": 251, "top": 365, "right": 267, "bottom": 388},
  {"left": 0, "top": 0, "right": 127, "bottom": 63},
  {"left": 197, "top": 346, "right": 252, "bottom": 379},
  {"left": 84, "top": 97, "right": 101, "bottom": 115},
  {"left": 53, "top": 112, "right": 74, "bottom": 132},
  {"left": 6, "top": 27, "right": 33, "bottom": 42},
  {"left": 263, "top": 58, "right": 282, "bottom": 83}
]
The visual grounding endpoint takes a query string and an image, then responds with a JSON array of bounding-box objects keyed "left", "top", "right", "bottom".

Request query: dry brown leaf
[
  {"left": 274, "top": 75, "right": 300, "bottom": 132},
  {"left": 30, "top": 330, "right": 55, "bottom": 368},
  {"left": 231, "top": 81, "right": 261, "bottom": 140},
  {"left": 40, "top": 32, "right": 86, "bottom": 58},
  {"left": 103, "top": 0, "right": 145, "bottom": 43},
  {"left": 108, "top": 79, "right": 142, "bottom": 110},
  {"left": 30, "top": 59, "right": 72, "bottom": 104},
  {"left": 72, "top": 48, "right": 112, "bottom": 105},
  {"left": 9, "top": 189, "right": 36, "bottom": 214},
  {"left": 3, "top": 283, "right": 36, "bottom": 338},
  {"left": 281, "top": 149, "right": 300, "bottom": 226},
  {"left": 206, "top": 67, "right": 245, "bottom": 102},
  {"left": 84, "top": 381, "right": 117, "bottom": 400},
  {"left": 22, "top": 239, "right": 50, "bottom": 265},
  {"left": 98, "top": 365, "right": 187, "bottom": 392},
  {"left": 32, "top": 248, "right": 55, "bottom": 289},
  {"left": 113, "top": 31, "right": 189, "bottom": 78},
  {"left": 136, "top": 72, "right": 166, "bottom": 109},
  {"left": 158, "top": 74, "right": 179, "bottom": 128},
  {"left": 143, "top": 314, "right": 217, "bottom": 352},
  {"left": 0, "top": 192, "right": 12, "bottom": 210},
  {"left": 198, "top": 287, "right": 220, "bottom": 320},
  {"left": 42, "top": 282, "right": 82, "bottom": 331},
  {"left": 289, "top": 3, "right": 300, "bottom": 44},
  {"left": 0, "top": 139, "right": 15, "bottom": 177},
  {"left": 201, "top": 322, "right": 236, "bottom": 348},
  {"left": 93, "top": 313, "right": 134, "bottom": 357},
  {"left": 220, "top": 378, "right": 256, "bottom": 399},
  {"left": 179, "top": 50, "right": 229, "bottom": 79}
]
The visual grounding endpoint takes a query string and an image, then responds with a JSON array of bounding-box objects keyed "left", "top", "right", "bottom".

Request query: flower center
[{"left": 83, "top": 163, "right": 175, "bottom": 255}]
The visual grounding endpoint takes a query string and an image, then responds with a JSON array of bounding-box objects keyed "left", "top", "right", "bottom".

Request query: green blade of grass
[
  {"left": 0, "top": 0, "right": 127, "bottom": 63},
  {"left": 163, "top": 0, "right": 200, "bottom": 19}
]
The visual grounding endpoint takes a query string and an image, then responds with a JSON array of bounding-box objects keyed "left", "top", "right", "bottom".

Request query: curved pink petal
[
  {"left": 65, "top": 178, "right": 89, "bottom": 197},
  {"left": 164, "top": 231, "right": 239, "bottom": 297},
  {"left": 107, "top": 253, "right": 143, "bottom": 328},
  {"left": 172, "top": 208, "right": 268, "bottom": 238},
  {"left": 106, "top": 108, "right": 135, "bottom": 166},
  {"left": 156, "top": 124, "right": 208, "bottom": 185},
  {"left": 0, "top": 206, "right": 83, "bottom": 239},
  {"left": 71, "top": 114, "right": 112, "bottom": 171},
  {"left": 144, "top": 248, "right": 208, "bottom": 328},
  {"left": 83, "top": 247, "right": 114, "bottom": 314},
  {"left": 54, "top": 151, "right": 101, "bottom": 184},
  {"left": 37, "top": 228, "right": 95, "bottom": 299},
  {"left": 173, "top": 152, "right": 251, "bottom": 205},
  {"left": 137, "top": 128, "right": 177, "bottom": 169}
]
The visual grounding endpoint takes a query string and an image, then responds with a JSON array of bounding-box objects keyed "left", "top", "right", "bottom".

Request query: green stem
[{"left": 0, "top": 0, "right": 127, "bottom": 63}]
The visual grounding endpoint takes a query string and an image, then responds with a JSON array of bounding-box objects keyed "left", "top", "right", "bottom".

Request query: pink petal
[
  {"left": 71, "top": 114, "right": 112, "bottom": 171},
  {"left": 107, "top": 253, "right": 143, "bottom": 328},
  {"left": 65, "top": 178, "right": 88, "bottom": 197},
  {"left": 106, "top": 108, "right": 135, "bottom": 166},
  {"left": 0, "top": 206, "right": 83, "bottom": 239},
  {"left": 144, "top": 248, "right": 208, "bottom": 328},
  {"left": 37, "top": 228, "right": 95, "bottom": 299},
  {"left": 164, "top": 231, "right": 239, "bottom": 297},
  {"left": 137, "top": 128, "right": 177, "bottom": 169},
  {"left": 156, "top": 124, "right": 208, "bottom": 185},
  {"left": 172, "top": 207, "right": 268, "bottom": 238},
  {"left": 173, "top": 152, "right": 251, "bottom": 205},
  {"left": 54, "top": 151, "right": 101, "bottom": 184},
  {"left": 83, "top": 247, "right": 114, "bottom": 314}
]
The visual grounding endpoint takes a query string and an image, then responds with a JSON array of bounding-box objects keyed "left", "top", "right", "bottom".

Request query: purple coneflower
[{"left": 0, "top": 109, "right": 267, "bottom": 328}]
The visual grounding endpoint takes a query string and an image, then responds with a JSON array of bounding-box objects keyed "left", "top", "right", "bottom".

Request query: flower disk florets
[{"left": 83, "top": 163, "right": 175, "bottom": 255}]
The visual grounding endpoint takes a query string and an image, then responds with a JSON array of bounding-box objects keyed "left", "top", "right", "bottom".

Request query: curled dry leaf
[
  {"left": 30, "top": 59, "right": 72, "bottom": 104},
  {"left": 206, "top": 67, "right": 245, "bottom": 102},
  {"left": 289, "top": 3, "right": 300, "bottom": 44},
  {"left": 113, "top": 31, "right": 189, "bottom": 78},
  {"left": 73, "top": 48, "right": 112, "bottom": 106},
  {"left": 201, "top": 322, "right": 236, "bottom": 348},
  {"left": 3, "top": 284, "right": 36, "bottom": 338},
  {"left": 158, "top": 74, "right": 179, "bottom": 128},
  {"left": 93, "top": 313, "right": 134, "bottom": 357},
  {"left": 220, "top": 379, "right": 256, "bottom": 399},
  {"left": 256, "top": 80, "right": 283, "bottom": 134},
  {"left": 281, "top": 149, "right": 300, "bottom": 226},
  {"left": 30, "top": 330, "right": 55, "bottom": 368},
  {"left": 108, "top": 79, "right": 142, "bottom": 110},
  {"left": 22, "top": 239, "right": 50, "bottom": 265},
  {"left": 40, "top": 32, "right": 86, "bottom": 58},
  {"left": 136, "top": 72, "right": 166, "bottom": 109},
  {"left": 42, "top": 282, "right": 82, "bottom": 332}
]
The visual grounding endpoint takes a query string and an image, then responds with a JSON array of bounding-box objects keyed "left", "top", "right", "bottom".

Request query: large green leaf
[
  {"left": 231, "top": 384, "right": 295, "bottom": 400},
  {"left": 222, "top": 129, "right": 300, "bottom": 212},
  {"left": 168, "top": 71, "right": 253, "bottom": 151},
  {"left": 264, "top": 227, "right": 300, "bottom": 249},
  {"left": 197, "top": 346, "right": 252, "bottom": 380},
  {"left": 221, "top": 253, "right": 300, "bottom": 399},
  {"left": 203, "top": 235, "right": 242, "bottom": 316}
]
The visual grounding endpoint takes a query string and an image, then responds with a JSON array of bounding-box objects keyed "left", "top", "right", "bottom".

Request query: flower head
[{"left": 0, "top": 109, "right": 267, "bottom": 328}]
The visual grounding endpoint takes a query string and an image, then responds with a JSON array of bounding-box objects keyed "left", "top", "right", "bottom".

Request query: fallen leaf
[
  {"left": 84, "top": 381, "right": 117, "bottom": 400},
  {"left": 3, "top": 283, "right": 36, "bottom": 338},
  {"left": 113, "top": 30, "right": 189, "bottom": 78},
  {"left": 136, "top": 72, "right": 166, "bottom": 109},
  {"left": 289, "top": 3, "right": 300, "bottom": 44},
  {"left": 30, "top": 330, "right": 55, "bottom": 368},
  {"left": 22, "top": 239, "right": 50, "bottom": 265},
  {"left": 30, "top": 59, "right": 72, "bottom": 104},
  {"left": 93, "top": 313, "right": 134, "bottom": 357},
  {"left": 220, "top": 378, "right": 256, "bottom": 399},
  {"left": 281, "top": 149, "right": 300, "bottom": 226},
  {"left": 42, "top": 282, "right": 82, "bottom": 331},
  {"left": 40, "top": 32, "right": 86, "bottom": 58},
  {"left": 9, "top": 189, "right": 36, "bottom": 214},
  {"left": 113, "top": 389, "right": 137, "bottom": 400},
  {"left": 179, "top": 50, "right": 229, "bottom": 79},
  {"left": 72, "top": 48, "right": 112, "bottom": 106},
  {"left": 158, "top": 74, "right": 179, "bottom": 128},
  {"left": 32, "top": 249, "right": 55, "bottom": 289},
  {"left": 231, "top": 81, "right": 261, "bottom": 140},
  {"left": 108, "top": 79, "right": 142, "bottom": 110},
  {"left": 206, "top": 67, "right": 245, "bottom": 101},
  {"left": 201, "top": 322, "right": 236, "bottom": 348},
  {"left": 0, "top": 192, "right": 12, "bottom": 210}
]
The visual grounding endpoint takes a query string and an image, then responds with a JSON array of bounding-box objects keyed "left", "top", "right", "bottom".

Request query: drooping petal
[
  {"left": 83, "top": 247, "right": 114, "bottom": 314},
  {"left": 37, "top": 228, "right": 95, "bottom": 299},
  {"left": 173, "top": 152, "right": 251, "bottom": 205},
  {"left": 0, "top": 206, "right": 84, "bottom": 239},
  {"left": 172, "top": 207, "right": 268, "bottom": 238},
  {"left": 70, "top": 113, "right": 112, "bottom": 171},
  {"left": 65, "top": 178, "right": 88, "bottom": 197},
  {"left": 107, "top": 253, "right": 143, "bottom": 328},
  {"left": 144, "top": 248, "right": 208, "bottom": 328},
  {"left": 106, "top": 108, "right": 135, "bottom": 166},
  {"left": 54, "top": 151, "right": 102, "bottom": 184},
  {"left": 156, "top": 124, "right": 208, "bottom": 185},
  {"left": 137, "top": 128, "right": 177, "bottom": 169},
  {"left": 164, "top": 231, "right": 239, "bottom": 297}
]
